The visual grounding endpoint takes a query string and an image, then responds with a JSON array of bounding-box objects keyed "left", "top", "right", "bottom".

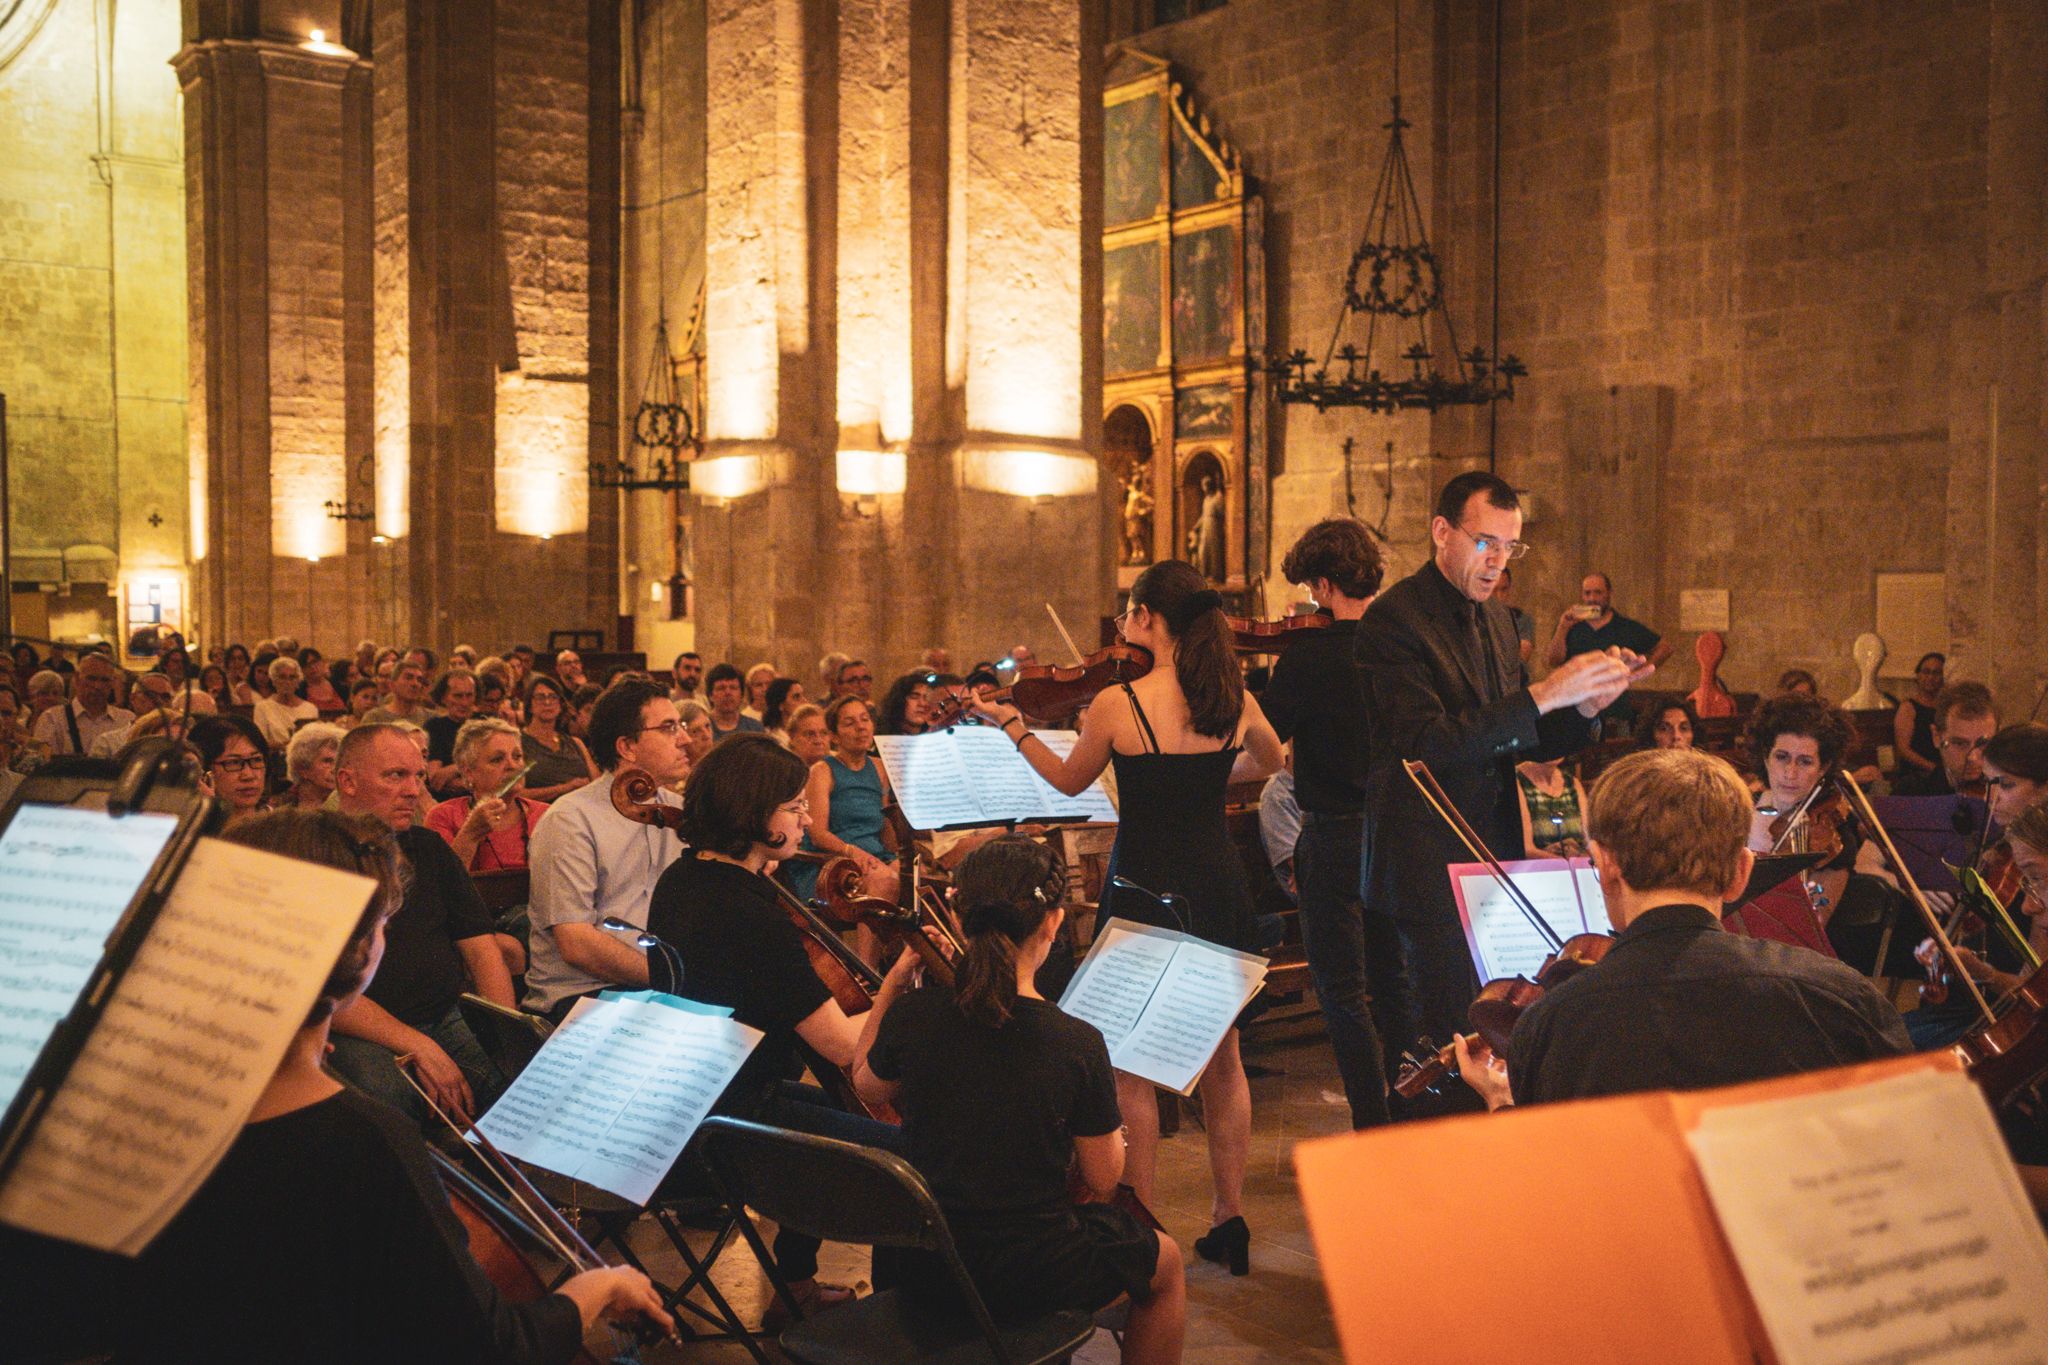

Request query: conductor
[{"left": 1355, "top": 473, "right": 1650, "bottom": 1067}]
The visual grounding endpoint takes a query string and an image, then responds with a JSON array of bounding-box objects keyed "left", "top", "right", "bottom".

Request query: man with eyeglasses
[
  {"left": 30, "top": 649, "right": 133, "bottom": 757},
  {"left": 1355, "top": 472, "right": 1653, "bottom": 1086},
  {"left": 1893, "top": 681, "right": 1999, "bottom": 798},
  {"left": 525, "top": 679, "right": 690, "bottom": 1020},
  {"left": 831, "top": 658, "right": 874, "bottom": 702}
]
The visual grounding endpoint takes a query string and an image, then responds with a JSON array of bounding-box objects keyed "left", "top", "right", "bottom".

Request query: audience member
[
  {"left": 88, "top": 672, "right": 177, "bottom": 756},
  {"left": 785, "top": 702, "right": 830, "bottom": 766},
  {"left": 919, "top": 646, "right": 951, "bottom": 674},
  {"left": 1493, "top": 565, "right": 1535, "bottom": 667},
  {"left": 448, "top": 642, "right": 479, "bottom": 668},
  {"left": 365, "top": 659, "right": 434, "bottom": 724},
  {"left": 1515, "top": 759, "right": 1588, "bottom": 858},
  {"left": 0, "top": 681, "right": 33, "bottom": 773},
  {"left": 422, "top": 669, "right": 479, "bottom": 796},
  {"left": 253, "top": 656, "right": 319, "bottom": 749},
  {"left": 190, "top": 713, "right": 272, "bottom": 820},
  {"left": 762, "top": 677, "right": 807, "bottom": 742},
  {"left": 677, "top": 699, "right": 716, "bottom": 773},
  {"left": 1541, "top": 572, "right": 1671, "bottom": 735},
  {"left": 285, "top": 722, "right": 346, "bottom": 809},
  {"left": 197, "top": 663, "right": 231, "bottom": 712},
  {"left": 1639, "top": 699, "right": 1699, "bottom": 751},
  {"left": 875, "top": 672, "right": 932, "bottom": 736},
  {"left": 1893, "top": 682, "right": 1998, "bottom": 797},
  {"left": 1776, "top": 668, "right": 1819, "bottom": 698},
  {"left": 816, "top": 651, "right": 850, "bottom": 700},
  {"left": 670, "top": 650, "right": 703, "bottom": 702},
  {"left": 31, "top": 651, "right": 133, "bottom": 758},
  {"left": 786, "top": 695, "right": 899, "bottom": 908},
  {"left": 24, "top": 669, "right": 66, "bottom": 731},
  {"left": 300, "top": 649, "right": 344, "bottom": 711},
  {"left": 743, "top": 662, "right": 776, "bottom": 721},
  {"left": 554, "top": 649, "right": 588, "bottom": 690},
  {"left": 341, "top": 677, "right": 380, "bottom": 728},
  {"left": 705, "top": 662, "right": 766, "bottom": 741},
  {"left": 426, "top": 717, "right": 550, "bottom": 872},
  {"left": 524, "top": 680, "right": 690, "bottom": 1021},
  {"left": 566, "top": 682, "right": 602, "bottom": 740},
  {"left": 521, "top": 673, "right": 599, "bottom": 801},
  {"left": 327, "top": 723, "right": 511, "bottom": 1125},
  {"left": 224, "top": 643, "right": 257, "bottom": 706},
  {"left": 248, "top": 650, "right": 279, "bottom": 700},
  {"left": 828, "top": 657, "right": 873, "bottom": 701}
]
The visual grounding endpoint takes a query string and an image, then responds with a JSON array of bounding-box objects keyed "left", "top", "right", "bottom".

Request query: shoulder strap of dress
[{"left": 1119, "top": 682, "right": 1159, "bottom": 755}]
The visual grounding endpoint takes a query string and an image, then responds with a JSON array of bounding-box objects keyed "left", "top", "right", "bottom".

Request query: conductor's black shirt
[
  {"left": 1260, "top": 617, "right": 1370, "bottom": 816},
  {"left": 1510, "top": 903, "right": 1912, "bottom": 1106}
]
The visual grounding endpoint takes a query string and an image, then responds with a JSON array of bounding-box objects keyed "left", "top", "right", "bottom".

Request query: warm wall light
[
  {"left": 835, "top": 450, "right": 907, "bottom": 496},
  {"left": 959, "top": 449, "right": 1096, "bottom": 499},
  {"left": 693, "top": 454, "right": 771, "bottom": 501},
  {"left": 278, "top": 490, "right": 343, "bottom": 563},
  {"left": 497, "top": 372, "right": 590, "bottom": 538}
]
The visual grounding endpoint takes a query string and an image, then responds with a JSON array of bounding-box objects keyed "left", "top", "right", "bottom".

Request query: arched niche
[
  {"left": 1178, "top": 448, "right": 1228, "bottom": 584},
  {"left": 1104, "top": 403, "right": 1158, "bottom": 574}
]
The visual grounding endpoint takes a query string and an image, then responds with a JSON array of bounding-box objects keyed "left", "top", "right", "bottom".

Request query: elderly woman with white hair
[
  {"left": 285, "top": 721, "right": 347, "bottom": 809},
  {"left": 424, "top": 717, "right": 550, "bottom": 872},
  {"left": 253, "top": 655, "right": 319, "bottom": 748}
]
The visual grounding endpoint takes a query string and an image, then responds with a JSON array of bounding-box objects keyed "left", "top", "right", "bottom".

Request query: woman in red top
[{"left": 425, "top": 718, "right": 550, "bottom": 872}]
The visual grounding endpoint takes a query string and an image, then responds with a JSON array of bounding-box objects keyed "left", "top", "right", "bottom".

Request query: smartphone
[{"left": 0, "top": 763, "right": 217, "bottom": 1183}]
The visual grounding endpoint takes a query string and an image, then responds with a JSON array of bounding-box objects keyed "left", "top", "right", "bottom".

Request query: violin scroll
[{"left": 609, "top": 765, "right": 685, "bottom": 832}]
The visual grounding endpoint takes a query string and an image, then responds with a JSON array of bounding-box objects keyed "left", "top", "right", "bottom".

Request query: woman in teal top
[{"left": 784, "top": 696, "right": 901, "bottom": 912}]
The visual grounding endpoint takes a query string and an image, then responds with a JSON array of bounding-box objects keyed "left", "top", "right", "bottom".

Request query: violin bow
[
  {"left": 1402, "top": 760, "right": 1566, "bottom": 954},
  {"left": 1832, "top": 773, "right": 1997, "bottom": 1029},
  {"left": 1766, "top": 780, "right": 1829, "bottom": 856},
  {"left": 1045, "top": 602, "right": 1087, "bottom": 667}
]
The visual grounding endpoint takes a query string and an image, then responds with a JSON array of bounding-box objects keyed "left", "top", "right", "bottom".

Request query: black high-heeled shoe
[{"left": 1194, "top": 1215, "right": 1250, "bottom": 1276}]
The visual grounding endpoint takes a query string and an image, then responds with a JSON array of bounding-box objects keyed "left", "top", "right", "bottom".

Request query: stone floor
[{"left": 628, "top": 1010, "right": 1350, "bottom": 1362}]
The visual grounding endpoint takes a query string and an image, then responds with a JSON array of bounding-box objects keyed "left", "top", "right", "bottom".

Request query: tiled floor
[{"left": 627, "top": 1011, "right": 1349, "bottom": 1362}]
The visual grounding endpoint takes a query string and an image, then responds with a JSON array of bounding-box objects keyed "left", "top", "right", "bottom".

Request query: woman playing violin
[
  {"left": 854, "top": 836, "right": 1187, "bottom": 1364},
  {"left": 970, "top": 559, "right": 1285, "bottom": 1277},
  {"left": 644, "top": 733, "right": 917, "bottom": 1317},
  {"left": 118, "top": 809, "right": 668, "bottom": 1363}
]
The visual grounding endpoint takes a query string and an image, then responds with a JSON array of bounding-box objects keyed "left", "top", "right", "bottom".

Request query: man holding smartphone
[{"left": 1542, "top": 572, "right": 1672, "bottom": 736}]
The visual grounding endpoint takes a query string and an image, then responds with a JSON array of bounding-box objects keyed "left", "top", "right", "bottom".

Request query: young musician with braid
[
  {"left": 971, "top": 560, "right": 1285, "bottom": 1276},
  {"left": 854, "top": 836, "right": 1186, "bottom": 1364}
]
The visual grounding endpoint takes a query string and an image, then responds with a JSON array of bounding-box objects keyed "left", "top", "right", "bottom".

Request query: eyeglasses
[
  {"left": 777, "top": 799, "right": 811, "bottom": 817},
  {"left": 1453, "top": 524, "right": 1531, "bottom": 560},
  {"left": 640, "top": 720, "right": 684, "bottom": 737},
  {"left": 212, "top": 756, "right": 266, "bottom": 775},
  {"left": 841, "top": 673, "right": 872, "bottom": 686},
  {"left": 2021, "top": 873, "right": 2048, "bottom": 906},
  {"left": 1938, "top": 736, "right": 1991, "bottom": 754}
]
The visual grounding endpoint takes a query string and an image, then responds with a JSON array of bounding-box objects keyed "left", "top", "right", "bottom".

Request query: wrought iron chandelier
[
  {"left": 590, "top": 317, "right": 698, "bottom": 493},
  {"left": 1266, "top": 5, "right": 1522, "bottom": 414}
]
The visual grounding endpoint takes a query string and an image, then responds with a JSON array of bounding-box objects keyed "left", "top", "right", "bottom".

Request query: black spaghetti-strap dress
[{"left": 1098, "top": 684, "right": 1260, "bottom": 956}]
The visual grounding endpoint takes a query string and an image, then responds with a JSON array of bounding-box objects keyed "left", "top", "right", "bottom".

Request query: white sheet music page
[
  {"left": 1570, "top": 859, "right": 1611, "bottom": 933},
  {"left": 1109, "top": 936, "right": 1266, "bottom": 1095},
  {"left": 873, "top": 733, "right": 987, "bottom": 830},
  {"left": 1687, "top": 1067, "right": 2048, "bottom": 1365},
  {"left": 475, "top": 994, "right": 761, "bottom": 1206},
  {"left": 1058, "top": 919, "right": 1182, "bottom": 1054},
  {"left": 1011, "top": 731, "right": 1120, "bottom": 822},
  {"left": 876, "top": 729, "right": 1117, "bottom": 829},
  {"left": 0, "top": 838, "right": 373, "bottom": 1254},
  {"left": 1449, "top": 859, "right": 1584, "bottom": 981}
]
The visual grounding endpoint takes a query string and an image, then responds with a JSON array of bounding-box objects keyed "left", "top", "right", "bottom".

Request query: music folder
[{"left": 1729, "top": 851, "right": 1830, "bottom": 908}]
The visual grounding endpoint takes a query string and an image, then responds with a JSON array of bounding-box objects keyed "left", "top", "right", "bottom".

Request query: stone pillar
[{"left": 176, "top": 34, "right": 359, "bottom": 649}]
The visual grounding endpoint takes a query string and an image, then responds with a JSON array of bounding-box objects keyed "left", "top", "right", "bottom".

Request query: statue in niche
[
  {"left": 1192, "top": 472, "right": 1226, "bottom": 583},
  {"left": 1121, "top": 465, "right": 1155, "bottom": 566}
]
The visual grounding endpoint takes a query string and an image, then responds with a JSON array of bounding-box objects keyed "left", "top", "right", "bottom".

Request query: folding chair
[{"left": 698, "top": 1116, "right": 1098, "bottom": 1365}]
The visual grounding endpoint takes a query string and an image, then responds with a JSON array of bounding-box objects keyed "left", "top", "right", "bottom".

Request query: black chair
[{"left": 698, "top": 1117, "right": 1097, "bottom": 1365}]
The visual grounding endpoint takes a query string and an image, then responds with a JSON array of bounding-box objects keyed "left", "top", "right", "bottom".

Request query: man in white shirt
[
  {"left": 30, "top": 652, "right": 132, "bottom": 758},
  {"left": 525, "top": 678, "right": 692, "bottom": 1019}
]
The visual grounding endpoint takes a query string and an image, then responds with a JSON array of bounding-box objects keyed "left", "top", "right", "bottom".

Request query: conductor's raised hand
[{"left": 1528, "top": 649, "right": 1639, "bottom": 716}]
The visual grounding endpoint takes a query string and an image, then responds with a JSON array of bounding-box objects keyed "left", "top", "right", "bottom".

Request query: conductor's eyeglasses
[{"left": 1452, "top": 524, "right": 1530, "bottom": 560}]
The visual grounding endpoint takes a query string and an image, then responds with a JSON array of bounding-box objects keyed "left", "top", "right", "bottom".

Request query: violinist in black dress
[
  {"left": 973, "top": 560, "right": 1284, "bottom": 1276},
  {"left": 853, "top": 835, "right": 1187, "bottom": 1363},
  {"left": 117, "top": 809, "right": 669, "bottom": 1363}
]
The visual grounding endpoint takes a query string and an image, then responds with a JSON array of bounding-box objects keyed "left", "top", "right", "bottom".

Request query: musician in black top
[
  {"left": 1354, "top": 473, "right": 1648, "bottom": 1062},
  {"left": 1456, "top": 750, "right": 1911, "bottom": 1110},
  {"left": 644, "top": 733, "right": 915, "bottom": 1316},
  {"left": 118, "top": 809, "right": 668, "bottom": 1362},
  {"left": 1260, "top": 518, "right": 1396, "bottom": 1126},
  {"left": 855, "top": 836, "right": 1187, "bottom": 1364}
]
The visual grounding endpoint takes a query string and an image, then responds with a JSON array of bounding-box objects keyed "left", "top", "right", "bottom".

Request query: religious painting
[
  {"left": 1172, "top": 119, "right": 1223, "bottom": 208},
  {"left": 1105, "top": 92, "right": 1165, "bottom": 227},
  {"left": 1175, "top": 384, "right": 1232, "bottom": 439},
  {"left": 1104, "top": 242, "right": 1162, "bottom": 378},
  {"left": 1172, "top": 225, "right": 1238, "bottom": 365}
]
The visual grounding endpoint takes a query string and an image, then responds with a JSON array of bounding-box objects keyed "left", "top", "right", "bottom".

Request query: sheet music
[
  {"left": 1110, "top": 936, "right": 1266, "bottom": 1095},
  {"left": 475, "top": 995, "right": 760, "bottom": 1206},
  {"left": 1571, "top": 860, "right": 1611, "bottom": 933},
  {"left": 0, "top": 838, "right": 373, "bottom": 1254},
  {"left": 1060, "top": 919, "right": 1267, "bottom": 1093},
  {"left": 1688, "top": 1068, "right": 2048, "bottom": 1365},
  {"left": 0, "top": 804, "right": 179, "bottom": 1115},
  {"left": 1449, "top": 859, "right": 1586, "bottom": 981},
  {"left": 875, "top": 729, "right": 1117, "bottom": 830},
  {"left": 1059, "top": 921, "right": 1183, "bottom": 1053}
]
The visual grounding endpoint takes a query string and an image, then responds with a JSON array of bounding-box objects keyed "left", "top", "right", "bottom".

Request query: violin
[
  {"left": 1226, "top": 612, "right": 1331, "bottom": 655},
  {"left": 926, "top": 641, "right": 1154, "bottom": 730},
  {"left": 1394, "top": 933, "right": 1615, "bottom": 1098},
  {"left": 1766, "top": 782, "right": 1848, "bottom": 860},
  {"left": 1952, "top": 958, "right": 2048, "bottom": 1109},
  {"left": 810, "top": 853, "right": 957, "bottom": 988}
]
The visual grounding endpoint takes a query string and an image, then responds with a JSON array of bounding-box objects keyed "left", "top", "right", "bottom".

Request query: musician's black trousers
[
  {"left": 757, "top": 1083, "right": 903, "bottom": 1283},
  {"left": 1294, "top": 812, "right": 1395, "bottom": 1128}
]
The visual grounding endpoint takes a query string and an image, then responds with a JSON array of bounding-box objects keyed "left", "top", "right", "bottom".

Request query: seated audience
[
  {"left": 328, "top": 724, "right": 512, "bottom": 1124},
  {"left": 224, "top": 643, "right": 258, "bottom": 706},
  {"left": 566, "top": 682, "right": 602, "bottom": 740},
  {"left": 833, "top": 658, "right": 874, "bottom": 702},
  {"left": 285, "top": 721, "right": 347, "bottom": 809},
  {"left": 114, "top": 808, "right": 667, "bottom": 1361},
  {"left": 816, "top": 651, "right": 850, "bottom": 702},
  {"left": 365, "top": 659, "right": 434, "bottom": 725},
  {"left": 448, "top": 642, "right": 479, "bottom": 668},
  {"left": 341, "top": 677, "right": 381, "bottom": 728},
  {"left": 249, "top": 651, "right": 279, "bottom": 701},
  {"left": 31, "top": 651, "right": 132, "bottom": 758},
  {"left": 669, "top": 650, "right": 703, "bottom": 704},
  {"left": 854, "top": 834, "right": 1185, "bottom": 1364},
  {"left": 422, "top": 669, "right": 480, "bottom": 797},
  {"left": 743, "top": 662, "right": 776, "bottom": 721},
  {"left": 429, "top": 718, "right": 551, "bottom": 872},
  {"left": 762, "top": 676, "right": 807, "bottom": 743},
  {"left": 786, "top": 696, "right": 899, "bottom": 907},
  {"left": 1892, "top": 681, "right": 1997, "bottom": 797},
  {"left": 253, "top": 655, "right": 318, "bottom": 749},
  {"left": 1775, "top": 668, "right": 1819, "bottom": 698},
  {"left": 785, "top": 702, "right": 830, "bottom": 767},
  {"left": 1892, "top": 652, "right": 1946, "bottom": 784},
  {"left": 1458, "top": 748, "right": 1911, "bottom": 1111},
  {"left": 1515, "top": 759, "right": 1588, "bottom": 858},
  {"left": 190, "top": 714, "right": 272, "bottom": 820},
  {"left": 876, "top": 671, "right": 932, "bottom": 736},
  {"left": 1639, "top": 698, "right": 1699, "bottom": 751},
  {"left": 520, "top": 674, "right": 599, "bottom": 802},
  {"left": 705, "top": 662, "right": 765, "bottom": 741},
  {"left": 523, "top": 680, "right": 689, "bottom": 1021},
  {"left": 554, "top": 649, "right": 587, "bottom": 690},
  {"left": 677, "top": 699, "right": 716, "bottom": 773},
  {"left": 199, "top": 663, "right": 233, "bottom": 712},
  {"left": 300, "top": 649, "right": 345, "bottom": 712}
]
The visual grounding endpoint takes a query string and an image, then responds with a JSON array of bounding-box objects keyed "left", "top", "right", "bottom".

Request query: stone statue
[
  {"left": 1120, "top": 465, "right": 1154, "bottom": 566},
  {"left": 1843, "top": 632, "right": 1889, "bottom": 711},
  {"left": 1192, "top": 472, "right": 1226, "bottom": 582}
]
